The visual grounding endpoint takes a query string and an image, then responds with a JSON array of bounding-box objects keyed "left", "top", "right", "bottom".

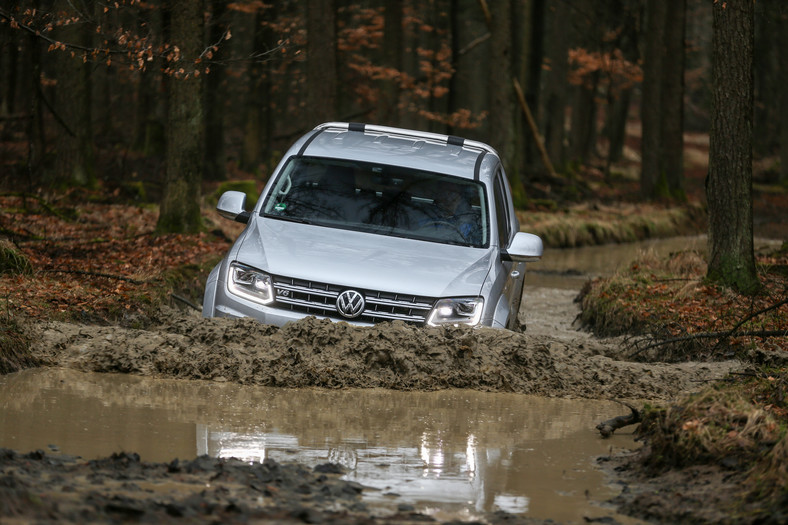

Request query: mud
[
  {"left": 28, "top": 307, "right": 739, "bottom": 401},
  {"left": 4, "top": 287, "right": 749, "bottom": 523},
  {"left": 597, "top": 449, "right": 783, "bottom": 525},
  {"left": 0, "top": 448, "right": 379, "bottom": 523}
]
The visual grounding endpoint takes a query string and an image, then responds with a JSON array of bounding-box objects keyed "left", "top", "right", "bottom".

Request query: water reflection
[
  {"left": 0, "top": 368, "right": 636, "bottom": 522},
  {"left": 529, "top": 235, "right": 781, "bottom": 289}
]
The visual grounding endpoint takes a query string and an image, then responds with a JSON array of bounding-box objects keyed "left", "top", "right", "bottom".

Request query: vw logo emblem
[{"left": 336, "top": 290, "right": 365, "bottom": 319}]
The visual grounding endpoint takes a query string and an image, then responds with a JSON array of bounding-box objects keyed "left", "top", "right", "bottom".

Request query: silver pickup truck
[{"left": 203, "top": 122, "right": 542, "bottom": 330}]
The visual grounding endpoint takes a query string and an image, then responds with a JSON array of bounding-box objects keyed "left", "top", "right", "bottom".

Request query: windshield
[{"left": 261, "top": 156, "right": 489, "bottom": 248}]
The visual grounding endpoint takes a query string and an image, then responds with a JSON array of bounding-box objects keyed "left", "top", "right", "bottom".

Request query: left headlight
[
  {"left": 227, "top": 262, "right": 275, "bottom": 305},
  {"left": 427, "top": 297, "right": 484, "bottom": 326}
]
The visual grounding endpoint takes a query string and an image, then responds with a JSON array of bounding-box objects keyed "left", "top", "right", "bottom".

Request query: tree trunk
[
  {"left": 157, "top": 0, "right": 205, "bottom": 234},
  {"left": 487, "top": 0, "right": 520, "bottom": 199},
  {"left": 641, "top": 0, "right": 686, "bottom": 200},
  {"left": 707, "top": 0, "right": 758, "bottom": 294},
  {"left": 51, "top": 0, "right": 95, "bottom": 188},
  {"left": 604, "top": 88, "right": 631, "bottom": 165},
  {"left": 640, "top": 0, "right": 667, "bottom": 198},
  {"left": 661, "top": 0, "right": 686, "bottom": 199},
  {"left": 568, "top": 0, "right": 602, "bottom": 167},
  {"left": 780, "top": 5, "right": 788, "bottom": 184},
  {"left": 448, "top": 0, "right": 489, "bottom": 139},
  {"left": 602, "top": 0, "right": 640, "bottom": 168},
  {"left": 540, "top": 0, "right": 570, "bottom": 170},
  {"left": 569, "top": 70, "right": 599, "bottom": 165},
  {"left": 203, "top": 0, "right": 227, "bottom": 181},
  {"left": 306, "top": 0, "right": 337, "bottom": 123},
  {"left": 380, "top": 2, "right": 403, "bottom": 126},
  {"left": 513, "top": 0, "right": 543, "bottom": 175},
  {"left": 27, "top": 29, "right": 45, "bottom": 186}
]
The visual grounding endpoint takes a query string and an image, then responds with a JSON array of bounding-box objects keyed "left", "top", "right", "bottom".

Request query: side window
[{"left": 493, "top": 172, "right": 510, "bottom": 248}]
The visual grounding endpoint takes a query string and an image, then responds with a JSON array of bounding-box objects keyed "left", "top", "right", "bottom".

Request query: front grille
[{"left": 271, "top": 275, "right": 435, "bottom": 325}]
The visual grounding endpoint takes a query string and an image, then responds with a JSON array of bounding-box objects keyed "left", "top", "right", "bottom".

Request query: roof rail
[{"left": 314, "top": 122, "right": 498, "bottom": 156}]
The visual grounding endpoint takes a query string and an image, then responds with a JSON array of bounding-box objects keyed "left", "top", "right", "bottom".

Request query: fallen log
[{"left": 596, "top": 400, "right": 642, "bottom": 438}]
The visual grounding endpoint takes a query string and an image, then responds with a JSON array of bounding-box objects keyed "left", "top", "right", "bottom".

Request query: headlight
[
  {"left": 427, "top": 297, "right": 483, "bottom": 326},
  {"left": 227, "top": 263, "right": 275, "bottom": 305}
]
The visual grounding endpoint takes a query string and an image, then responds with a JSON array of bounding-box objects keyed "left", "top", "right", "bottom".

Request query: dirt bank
[{"left": 28, "top": 291, "right": 740, "bottom": 401}]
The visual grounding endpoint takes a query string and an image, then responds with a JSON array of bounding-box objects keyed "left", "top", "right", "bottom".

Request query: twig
[
  {"left": 631, "top": 329, "right": 788, "bottom": 356},
  {"left": 172, "top": 293, "right": 201, "bottom": 312},
  {"left": 714, "top": 296, "right": 788, "bottom": 349},
  {"left": 458, "top": 33, "right": 490, "bottom": 56}
]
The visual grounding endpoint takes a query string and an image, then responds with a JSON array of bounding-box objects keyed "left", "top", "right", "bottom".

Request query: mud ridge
[{"left": 29, "top": 290, "right": 741, "bottom": 400}]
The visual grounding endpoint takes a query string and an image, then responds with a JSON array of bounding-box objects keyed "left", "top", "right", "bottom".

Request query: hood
[{"left": 234, "top": 217, "right": 493, "bottom": 298}]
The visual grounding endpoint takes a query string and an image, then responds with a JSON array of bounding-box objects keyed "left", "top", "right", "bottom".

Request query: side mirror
[
  {"left": 216, "top": 191, "right": 251, "bottom": 224},
  {"left": 503, "top": 232, "right": 543, "bottom": 262}
]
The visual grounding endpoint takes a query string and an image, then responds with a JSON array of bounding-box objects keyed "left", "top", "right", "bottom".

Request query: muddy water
[
  {"left": 530, "top": 235, "right": 706, "bottom": 289},
  {"left": 530, "top": 235, "right": 781, "bottom": 289},
  {"left": 0, "top": 367, "right": 636, "bottom": 522}
]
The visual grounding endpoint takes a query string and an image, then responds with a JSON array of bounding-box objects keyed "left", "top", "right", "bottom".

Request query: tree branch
[{"left": 596, "top": 400, "right": 641, "bottom": 438}]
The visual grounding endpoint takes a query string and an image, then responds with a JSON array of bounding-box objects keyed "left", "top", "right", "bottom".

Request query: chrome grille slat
[
  {"left": 276, "top": 283, "right": 339, "bottom": 299},
  {"left": 363, "top": 310, "right": 427, "bottom": 323},
  {"left": 365, "top": 296, "right": 432, "bottom": 310},
  {"left": 275, "top": 296, "right": 338, "bottom": 312},
  {"left": 271, "top": 275, "right": 435, "bottom": 324}
]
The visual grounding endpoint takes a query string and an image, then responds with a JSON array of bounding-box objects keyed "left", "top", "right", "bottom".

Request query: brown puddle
[{"left": 0, "top": 367, "right": 639, "bottom": 523}]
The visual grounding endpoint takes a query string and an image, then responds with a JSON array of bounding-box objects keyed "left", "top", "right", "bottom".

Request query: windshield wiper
[{"left": 263, "top": 213, "right": 312, "bottom": 225}]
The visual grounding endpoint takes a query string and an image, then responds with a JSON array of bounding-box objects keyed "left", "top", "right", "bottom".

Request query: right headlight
[
  {"left": 227, "top": 262, "right": 275, "bottom": 305},
  {"left": 427, "top": 297, "right": 484, "bottom": 326}
]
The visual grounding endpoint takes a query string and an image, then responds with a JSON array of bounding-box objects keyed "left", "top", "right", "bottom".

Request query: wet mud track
[{"left": 4, "top": 287, "right": 744, "bottom": 523}]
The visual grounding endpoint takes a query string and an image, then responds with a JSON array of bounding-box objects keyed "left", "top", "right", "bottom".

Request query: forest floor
[{"left": 1, "top": 135, "right": 787, "bottom": 522}]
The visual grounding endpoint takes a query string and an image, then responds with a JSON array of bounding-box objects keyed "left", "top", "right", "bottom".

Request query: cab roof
[{"left": 293, "top": 122, "right": 500, "bottom": 181}]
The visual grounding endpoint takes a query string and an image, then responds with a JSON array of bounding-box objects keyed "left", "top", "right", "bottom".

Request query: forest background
[{"left": 0, "top": 0, "right": 786, "bottom": 321}]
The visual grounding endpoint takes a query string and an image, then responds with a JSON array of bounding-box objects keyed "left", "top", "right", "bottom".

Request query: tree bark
[
  {"left": 157, "top": 0, "right": 205, "bottom": 234},
  {"left": 640, "top": 0, "right": 667, "bottom": 198},
  {"left": 203, "top": 0, "right": 227, "bottom": 181},
  {"left": 641, "top": 0, "right": 686, "bottom": 200},
  {"left": 540, "top": 0, "right": 570, "bottom": 170},
  {"left": 51, "top": 0, "right": 95, "bottom": 188},
  {"left": 306, "top": 0, "right": 337, "bottom": 124},
  {"left": 487, "top": 0, "right": 520, "bottom": 200},
  {"left": 707, "top": 0, "right": 758, "bottom": 294},
  {"left": 661, "top": 0, "right": 686, "bottom": 199},
  {"left": 568, "top": 0, "right": 601, "bottom": 166},
  {"left": 449, "top": 0, "right": 489, "bottom": 139},
  {"left": 779, "top": 4, "right": 788, "bottom": 184},
  {"left": 380, "top": 2, "right": 403, "bottom": 126}
]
